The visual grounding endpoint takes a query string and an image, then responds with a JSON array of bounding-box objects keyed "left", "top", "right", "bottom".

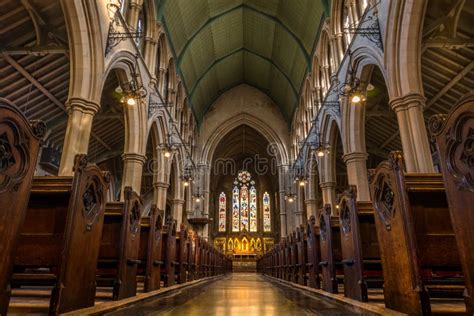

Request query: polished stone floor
[{"left": 108, "top": 273, "right": 366, "bottom": 315}]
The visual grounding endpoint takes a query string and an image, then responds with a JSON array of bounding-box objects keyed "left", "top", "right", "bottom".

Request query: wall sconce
[{"left": 105, "top": 4, "right": 143, "bottom": 56}]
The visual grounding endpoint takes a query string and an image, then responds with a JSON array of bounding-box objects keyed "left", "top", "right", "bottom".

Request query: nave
[
  {"left": 76, "top": 273, "right": 386, "bottom": 316},
  {"left": 1, "top": 0, "right": 473, "bottom": 315}
]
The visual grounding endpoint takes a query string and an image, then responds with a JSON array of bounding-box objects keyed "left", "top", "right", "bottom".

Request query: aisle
[{"left": 112, "top": 273, "right": 365, "bottom": 315}]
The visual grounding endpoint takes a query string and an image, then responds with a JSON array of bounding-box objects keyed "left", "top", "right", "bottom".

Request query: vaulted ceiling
[{"left": 158, "top": 0, "right": 329, "bottom": 123}]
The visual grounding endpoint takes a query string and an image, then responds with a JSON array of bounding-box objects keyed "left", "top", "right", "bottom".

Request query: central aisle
[{"left": 133, "top": 273, "right": 363, "bottom": 315}]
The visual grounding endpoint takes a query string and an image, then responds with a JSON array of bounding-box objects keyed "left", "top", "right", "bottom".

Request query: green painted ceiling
[{"left": 157, "top": 0, "right": 328, "bottom": 124}]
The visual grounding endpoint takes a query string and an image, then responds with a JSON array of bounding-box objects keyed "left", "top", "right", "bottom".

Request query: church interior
[{"left": 0, "top": 0, "right": 473, "bottom": 315}]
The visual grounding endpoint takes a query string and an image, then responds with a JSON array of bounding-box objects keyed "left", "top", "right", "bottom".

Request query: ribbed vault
[{"left": 158, "top": 0, "right": 329, "bottom": 123}]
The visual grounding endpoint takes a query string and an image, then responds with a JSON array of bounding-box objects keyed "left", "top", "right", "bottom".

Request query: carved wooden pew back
[
  {"left": 338, "top": 186, "right": 369, "bottom": 302},
  {"left": 161, "top": 217, "right": 177, "bottom": 287},
  {"left": 318, "top": 204, "right": 341, "bottom": 293},
  {"left": 175, "top": 226, "right": 189, "bottom": 284},
  {"left": 429, "top": 93, "right": 474, "bottom": 314},
  {"left": 296, "top": 226, "right": 307, "bottom": 285},
  {"left": 0, "top": 98, "right": 44, "bottom": 315},
  {"left": 97, "top": 188, "right": 143, "bottom": 300},
  {"left": 12, "top": 155, "right": 109, "bottom": 314},
  {"left": 306, "top": 216, "right": 321, "bottom": 289},
  {"left": 369, "top": 151, "right": 463, "bottom": 315},
  {"left": 187, "top": 231, "right": 197, "bottom": 281},
  {"left": 138, "top": 205, "right": 163, "bottom": 292}
]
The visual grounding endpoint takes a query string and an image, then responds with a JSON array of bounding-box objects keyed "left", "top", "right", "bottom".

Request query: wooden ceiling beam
[
  {"left": 380, "top": 131, "right": 400, "bottom": 149},
  {"left": 2, "top": 53, "right": 112, "bottom": 151},
  {"left": 426, "top": 60, "right": 474, "bottom": 109},
  {"left": 1, "top": 46, "right": 68, "bottom": 56}
]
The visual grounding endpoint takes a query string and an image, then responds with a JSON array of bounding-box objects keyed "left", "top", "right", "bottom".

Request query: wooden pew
[
  {"left": 0, "top": 98, "right": 45, "bottom": 315},
  {"left": 288, "top": 232, "right": 298, "bottom": 283},
  {"left": 11, "top": 155, "right": 110, "bottom": 314},
  {"left": 187, "top": 230, "right": 197, "bottom": 281},
  {"left": 283, "top": 238, "right": 290, "bottom": 281},
  {"left": 369, "top": 151, "right": 464, "bottom": 315},
  {"left": 175, "top": 226, "right": 189, "bottom": 284},
  {"left": 338, "top": 185, "right": 383, "bottom": 302},
  {"left": 161, "top": 217, "right": 177, "bottom": 287},
  {"left": 138, "top": 205, "right": 164, "bottom": 292},
  {"left": 318, "top": 204, "right": 341, "bottom": 293},
  {"left": 306, "top": 216, "right": 321, "bottom": 289},
  {"left": 194, "top": 235, "right": 202, "bottom": 279},
  {"left": 295, "top": 226, "right": 307, "bottom": 286},
  {"left": 96, "top": 187, "right": 143, "bottom": 300},
  {"left": 338, "top": 185, "right": 368, "bottom": 302},
  {"left": 272, "top": 247, "right": 278, "bottom": 278},
  {"left": 429, "top": 92, "right": 474, "bottom": 314},
  {"left": 274, "top": 244, "right": 281, "bottom": 279},
  {"left": 202, "top": 241, "right": 209, "bottom": 278}
]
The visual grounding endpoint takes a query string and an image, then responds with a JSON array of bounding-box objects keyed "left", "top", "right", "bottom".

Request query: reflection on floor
[{"left": 108, "top": 273, "right": 366, "bottom": 315}]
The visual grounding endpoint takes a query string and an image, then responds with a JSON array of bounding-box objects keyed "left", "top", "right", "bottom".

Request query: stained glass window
[
  {"left": 263, "top": 192, "right": 271, "bottom": 232},
  {"left": 240, "top": 185, "right": 249, "bottom": 231},
  {"left": 223, "top": 171, "right": 263, "bottom": 233},
  {"left": 249, "top": 186, "right": 257, "bottom": 232},
  {"left": 232, "top": 186, "right": 240, "bottom": 232},
  {"left": 218, "top": 192, "right": 226, "bottom": 232}
]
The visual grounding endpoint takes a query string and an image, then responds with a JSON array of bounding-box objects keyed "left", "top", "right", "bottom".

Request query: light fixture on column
[
  {"left": 291, "top": 163, "right": 308, "bottom": 187},
  {"left": 181, "top": 164, "right": 194, "bottom": 187},
  {"left": 105, "top": 3, "right": 144, "bottom": 56},
  {"left": 285, "top": 193, "right": 296, "bottom": 203},
  {"left": 158, "top": 123, "right": 187, "bottom": 159},
  {"left": 300, "top": 135, "right": 330, "bottom": 158},
  {"left": 193, "top": 189, "right": 204, "bottom": 203},
  {"left": 118, "top": 54, "right": 147, "bottom": 106},
  {"left": 344, "top": 7, "right": 384, "bottom": 51}
]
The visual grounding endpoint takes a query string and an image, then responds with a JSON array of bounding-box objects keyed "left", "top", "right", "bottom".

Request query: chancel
[{"left": 0, "top": 0, "right": 473, "bottom": 315}]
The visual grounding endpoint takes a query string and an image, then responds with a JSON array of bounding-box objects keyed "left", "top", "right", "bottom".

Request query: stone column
[
  {"left": 295, "top": 184, "right": 305, "bottom": 227},
  {"left": 390, "top": 93, "right": 435, "bottom": 173},
  {"left": 126, "top": 0, "right": 142, "bottom": 28},
  {"left": 121, "top": 153, "right": 146, "bottom": 198},
  {"left": 305, "top": 199, "right": 318, "bottom": 219},
  {"left": 342, "top": 152, "right": 370, "bottom": 201},
  {"left": 153, "top": 181, "right": 169, "bottom": 212},
  {"left": 320, "top": 181, "right": 337, "bottom": 215},
  {"left": 59, "top": 98, "right": 100, "bottom": 176},
  {"left": 172, "top": 198, "right": 185, "bottom": 229},
  {"left": 350, "top": 0, "right": 360, "bottom": 25},
  {"left": 334, "top": 32, "right": 345, "bottom": 63},
  {"left": 200, "top": 164, "right": 211, "bottom": 240},
  {"left": 278, "top": 165, "right": 288, "bottom": 238}
]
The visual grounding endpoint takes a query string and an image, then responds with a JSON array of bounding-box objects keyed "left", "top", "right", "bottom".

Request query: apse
[{"left": 209, "top": 124, "right": 280, "bottom": 259}]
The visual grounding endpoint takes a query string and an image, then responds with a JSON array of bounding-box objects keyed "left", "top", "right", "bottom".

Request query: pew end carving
[
  {"left": 0, "top": 98, "right": 45, "bottom": 316},
  {"left": 429, "top": 92, "right": 474, "bottom": 314}
]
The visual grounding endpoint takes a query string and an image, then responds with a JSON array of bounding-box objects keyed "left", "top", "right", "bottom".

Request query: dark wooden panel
[
  {"left": 12, "top": 155, "right": 110, "bottom": 315},
  {"left": 369, "top": 151, "right": 462, "bottom": 315},
  {"left": 0, "top": 98, "right": 44, "bottom": 316},
  {"left": 429, "top": 93, "right": 474, "bottom": 314}
]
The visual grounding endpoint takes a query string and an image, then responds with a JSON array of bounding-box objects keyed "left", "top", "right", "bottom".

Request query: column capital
[
  {"left": 149, "top": 77, "right": 159, "bottom": 88},
  {"left": 172, "top": 199, "right": 185, "bottom": 205},
  {"left": 128, "top": 0, "right": 143, "bottom": 10},
  {"left": 304, "top": 199, "right": 318, "bottom": 204},
  {"left": 389, "top": 93, "right": 426, "bottom": 112},
  {"left": 122, "top": 152, "right": 147, "bottom": 164},
  {"left": 153, "top": 181, "right": 169, "bottom": 189},
  {"left": 319, "top": 181, "right": 336, "bottom": 189},
  {"left": 66, "top": 97, "right": 100, "bottom": 115},
  {"left": 342, "top": 151, "right": 368, "bottom": 163}
]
